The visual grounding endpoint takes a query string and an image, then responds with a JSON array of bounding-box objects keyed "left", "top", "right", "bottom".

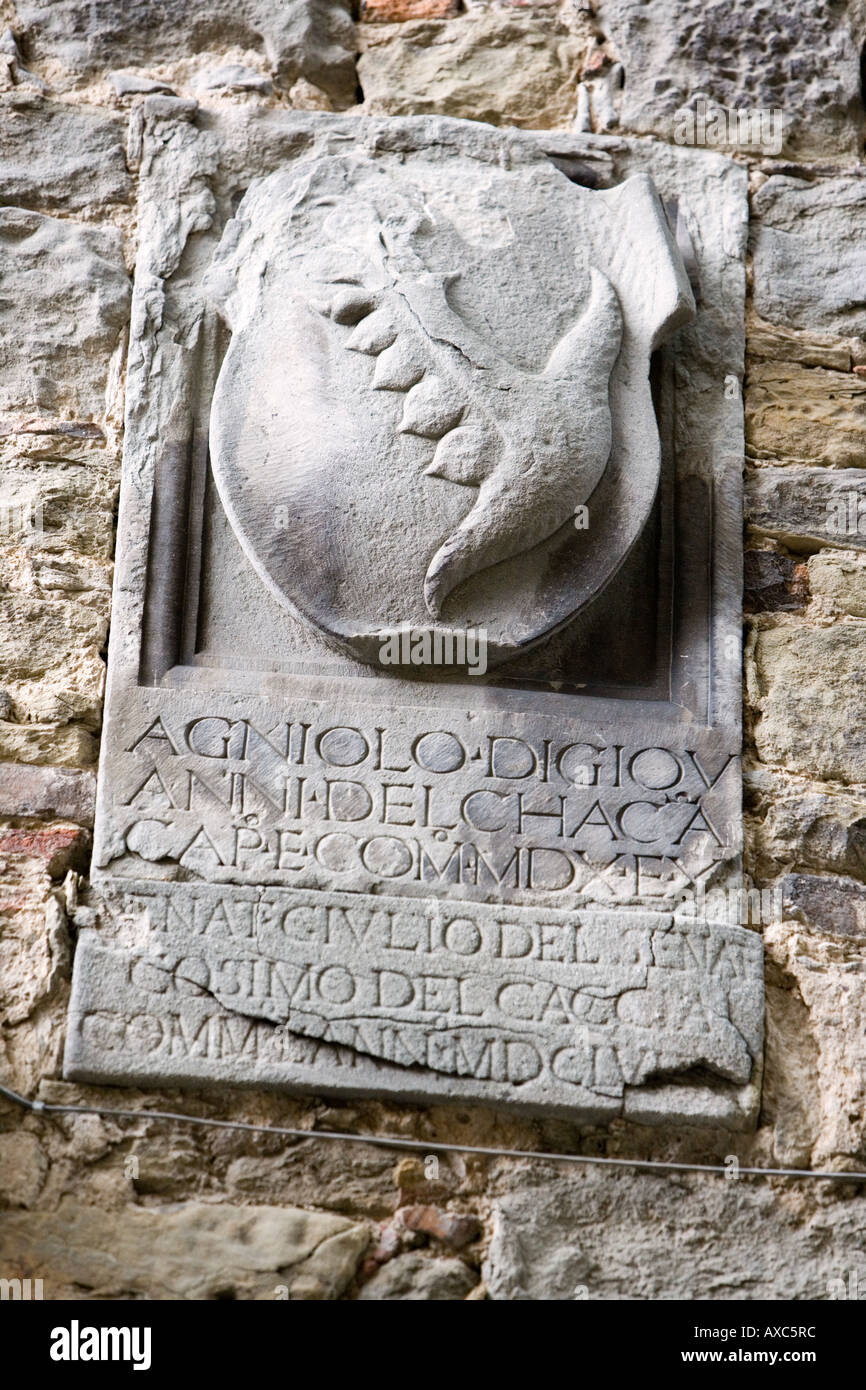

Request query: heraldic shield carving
[{"left": 204, "top": 149, "right": 695, "bottom": 669}]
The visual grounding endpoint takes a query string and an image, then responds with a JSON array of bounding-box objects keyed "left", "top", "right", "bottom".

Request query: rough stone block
[
  {"left": 0, "top": 593, "right": 107, "bottom": 725},
  {"left": 397, "top": 1204, "right": 480, "bottom": 1248},
  {"left": 0, "top": 1198, "right": 369, "bottom": 1299},
  {"left": 746, "top": 467, "right": 866, "bottom": 552},
  {"left": 0, "top": 93, "right": 131, "bottom": 211},
  {"left": 357, "top": 1250, "right": 477, "bottom": 1298},
  {"left": 764, "top": 919, "right": 866, "bottom": 1163},
  {"left": 808, "top": 550, "right": 866, "bottom": 618},
  {"left": 483, "top": 1167, "right": 866, "bottom": 1299},
  {"left": 748, "top": 618, "right": 866, "bottom": 783},
  {"left": 745, "top": 361, "right": 866, "bottom": 469},
  {"left": 746, "top": 315, "right": 855, "bottom": 372},
  {"left": 743, "top": 550, "right": 809, "bottom": 614},
  {"left": 358, "top": 15, "right": 592, "bottom": 127},
  {"left": 594, "top": 0, "right": 865, "bottom": 158},
  {"left": 361, "top": 0, "right": 460, "bottom": 20},
  {"left": 108, "top": 70, "right": 177, "bottom": 97},
  {"left": 0, "top": 760, "right": 95, "bottom": 824},
  {"left": 749, "top": 784, "right": 866, "bottom": 883},
  {"left": 0, "top": 1132, "right": 47, "bottom": 1207},
  {"left": 0, "top": 447, "right": 120, "bottom": 562},
  {"left": 14, "top": 0, "right": 357, "bottom": 106},
  {"left": 751, "top": 175, "right": 866, "bottom": 340},
  {"left": 194, "top": 63, "right": 273, "bottom": 94},
  {"left": 0, "top": 822, "right": 87, "bottom": 876},
  {"left": 0, "top": 208, "right": 130, "bottom": 418},
  {"left": 0, "top": 721, "right": 98, "bottom": 770},
  {"left": 782, "top": 873, "right": 866, "bottom": 939}
]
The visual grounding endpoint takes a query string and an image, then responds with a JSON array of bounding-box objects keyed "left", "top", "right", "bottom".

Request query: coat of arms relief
[{"left": 205, "top": 145, "right": 694, "bottom": 669}]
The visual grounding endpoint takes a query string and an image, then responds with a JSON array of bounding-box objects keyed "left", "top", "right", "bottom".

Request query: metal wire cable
[{"left": 3, "top": 1079, "right": 866, "bottom": 1182}]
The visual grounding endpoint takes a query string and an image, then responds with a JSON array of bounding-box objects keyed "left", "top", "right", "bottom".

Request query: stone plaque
[{"left": 65, "top": 104, "right": 759, "bottom": 1127}]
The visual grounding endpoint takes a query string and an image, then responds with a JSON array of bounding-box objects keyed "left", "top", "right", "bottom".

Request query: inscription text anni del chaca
[{"left": 105, "top": 710, "right": 737, "bottom": 901}]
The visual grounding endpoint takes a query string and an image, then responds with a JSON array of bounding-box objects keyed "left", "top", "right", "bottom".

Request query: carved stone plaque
[
  {"left": 205, "top": 158, "right": 690, "bottom": 663},
  {"left": 65, "top": 106, "right": 759, "bottom": 1127}
]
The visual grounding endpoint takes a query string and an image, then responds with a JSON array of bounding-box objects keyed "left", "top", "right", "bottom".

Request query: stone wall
[{"left": 2, "top": 0, "right": 866, "bottom": 1301}]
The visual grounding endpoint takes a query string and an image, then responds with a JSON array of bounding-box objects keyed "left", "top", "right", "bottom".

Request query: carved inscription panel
[
  {"left": 97, "top": 693, "right": 739, "bottom": 911},
  {"left": 66, "top": 108, "right": 754, "bottom": 1125},
  {"left": 66, "top": 882, "right": 763, "bottom": 1126}
]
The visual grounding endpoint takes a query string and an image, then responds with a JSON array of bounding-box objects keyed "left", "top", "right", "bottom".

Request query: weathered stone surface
[
  {"left": 15, "top": 0, "right": 357, "bottom": 106},
  {"left": 0, "top": 761, "right": 95, "bottom": 824},
  {"left": 0, "top": 446, "right": 120, "bottom": 562},
  {"left": 0, "top": 593, "right": 107, "bottom": 725},
  {"left": 594, "top": 0, "right": 865, "bottom": 157},
  {"left": 484, "top": 1166, "right": 866, "bottom": 1299},
  {"left": 0, "top": 1198, "right": 369, "bottom": 1298},
  {"left": 765, "top": 921, "right": 866, "bottom": 1163},
  {"left": 64, "top": 883, "right": 764, "bottom": 1125},
  {"left": 0, "top": 438, "right": 114, "bottom": 772},
  {"left": 808, "top": 550, "right": 866, "bottom": 617},
  {"left": 749, "top": 784, "right": 866, "bottom": 882},
  {"left": 745, "top": 361, "right": 866, "bottom": 468},
  {"left": 287, "top": 76, "right": 334, "bottom": 110},
  {"left": 783, "top": 873, "right": 866, "bottom": 938},
  {"left": 0, "top": 551, "right": 112, "bottom": 605},
  {"left": 746, "top": 467, "right": 866, "bottom": 552},
  {"left": 0, "top": 94, "right": 131, "bottom": 211},
  {"left": 357, "top": 1250, "right": 477, "bottom": 1299},
  {"left": 397, "top": 1203, "right": 480, "bottom": 1249},
  {"left": 65, "top": 1091, "right": 411, "bottom": 1219},
  {"left": 108, "top": 70, "right": 176, "bottom": 97},
  {"left": 748, "top": 618, "right": 866, "bottom": 783},
  {"left": 0, "top": 848, "right": 77, "bottom": 1050},
  {"left": 746, "top": 315, "right": 856, "bottom": 372},
  {"left": 743, "top": 550, "right": 809, "bottom": 614},
  {"left": 195, "top": 63, "right": 273, "bottom": 94},
  {"left": 0, "top": 209, "right": 130, "bottom": 418},
  {"left": 751, "top": 175, "right": 866, "bottom": 340},
  {"left": 358, "top": 15, "right": 592, "bottom": 127},
  {"left": 361, "top": 0, "right": 460, "bottom": 20},
  {"left": 392, "top": 1153, "right": 463, "bottom": 1207},
  {"left": 0, "top": 1131, "right": 47, "bottom": 1207},
  {"left": 0, "top": 23, "right": 42, "bottom": 90},
  {"left": 0, "top": 722, "right": 97, "bottom": 770},
  {"left": 0, "top": 822, "right": 87, "bottom": 876}
]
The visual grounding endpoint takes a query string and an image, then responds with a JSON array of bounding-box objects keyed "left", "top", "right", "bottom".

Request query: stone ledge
[{"left": 0, "top": 761, "right": 96, "bottom": 826}]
